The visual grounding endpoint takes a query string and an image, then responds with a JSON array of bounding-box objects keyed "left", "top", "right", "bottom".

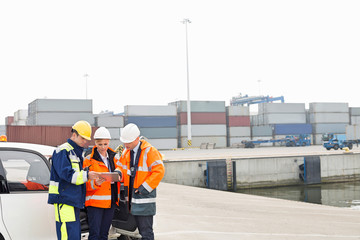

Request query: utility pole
[
  {"left": 181, "top": 18, "right": 192, "bottom": 147},
  {"left": 84, "top": 73, "right": 89, "bottom": 99}
]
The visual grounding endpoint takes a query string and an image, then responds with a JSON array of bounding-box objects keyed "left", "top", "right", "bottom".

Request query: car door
[{"left": 0, "top": 147, "right": 56, "bottom": 240}]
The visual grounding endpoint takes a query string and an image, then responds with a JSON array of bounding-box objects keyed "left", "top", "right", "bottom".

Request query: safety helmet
[
  {"left": 72, "top": 120, "right": 92, "bottom": 140},
  {"left": 120, "top": 123, "right": 140, "bottom": 143},
  {"left": 0, "top": 135, "right": 7, "bottom": 142},
  {"left": 94, "top": 127, "right": 111, "bottom": 140}
]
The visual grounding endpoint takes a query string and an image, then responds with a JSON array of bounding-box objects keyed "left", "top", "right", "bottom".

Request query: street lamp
[
  {"left": 181, "top": 18, "right": 192, "bottom": 147},
  {"left": 84, "top": 73, "right": 89, "bottom": 99}
]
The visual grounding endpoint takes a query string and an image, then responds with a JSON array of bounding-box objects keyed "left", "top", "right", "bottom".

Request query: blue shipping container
[
  {"left": 125, "top": 116, "right": 177, "bottom": 128},
  {"left": 274, "top": 124, "right": 312, "bottom": 135}
]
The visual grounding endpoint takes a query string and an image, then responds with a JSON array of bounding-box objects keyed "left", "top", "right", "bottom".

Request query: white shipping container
[
  {"left": 107, "top": 128, "right": 121, "bottom": 139},
  {"left": 259, "top": 103, "right": 306, "bottom": 114},
  {"left": 229, "top": 137, "right": 251, "bottom": 146},
  {"left": 125, "top": 105, "right": 177, "bottom": 116},
  {"left": 263, "top": 113, "right": 306, "bottom": 124},
  {"left": 312, "top": 123, "right": 347, "bottom": 134},
  {"left": 351, "top": 116, "right": 360, "bottom": 125},
  {"left": 350, "top": 107, "right": 360, "bottom": 116},
  {"left": 228, "top": 127, "right": 251, "bottom": 137},
  {"left": 226, "top": 106, "right": 250, "bottom": 116},
  {"left": 28, "top": 99, "right": 93, "bottom": 113},
  {"left": 180, "top": 124, "right": 226, "bottom": 137},
  {"left": 147, "top": 138, "right": 177, "bottom": 150},
  {"left": 27, "top": 112, "right": 95, "bottom": 126},
  {"left": 310, "top": 113, "right": 349, "bottom": 124},
  {"left": 96, "top": 115, "right": 124, "bottom": 128},
  {"left": 170, "top": 101, "right": 225, "bottom": 113},
  {"left": 180, "top": 136, "right": 226, "bottom": 148},
  {"left": 14, "top": 109, "right": 28, "bottom": 121},
  {"left": 309, "top": 102, "right": 349, "bottom": 113},
  {"left": 346, "top": 125, "right": 360, "bottom": 140},
  {"left": 313, "top": 134, "right": 324, "bottom": 145}
]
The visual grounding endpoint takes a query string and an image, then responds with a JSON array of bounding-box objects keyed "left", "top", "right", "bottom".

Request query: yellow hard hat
[
  {"left": 72, "top": 121, "right": 92, "bottom": 140},
  {"left": 0, "top": 135, "right": 7, "bottom": 142}
]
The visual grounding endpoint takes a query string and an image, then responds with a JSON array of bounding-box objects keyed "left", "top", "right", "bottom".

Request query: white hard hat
[
  {"left": 94, "top": 127, "right": 111, "bottom": 139},
  {"left": 120, "top": 123, "right": 140, "bottom": 143}
]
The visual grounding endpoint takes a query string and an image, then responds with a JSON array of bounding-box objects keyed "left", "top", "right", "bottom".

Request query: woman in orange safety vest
[{"left": 83, "top": 127, "right": 122, "bottom": 240}]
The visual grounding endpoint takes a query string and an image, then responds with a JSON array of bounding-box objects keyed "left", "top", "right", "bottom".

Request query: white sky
[{"left": 1, "top": 0, "right": 360, "bottom": 124}]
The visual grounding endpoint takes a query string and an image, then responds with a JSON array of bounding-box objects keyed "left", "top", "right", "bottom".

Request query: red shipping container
[
  {"left": 227, "top": 116, "right": 250, "bottom": 127},
  {"left": 6, "top": 125, "right": 97, "bottom": 147},
  {"left": 179, "top": 112, "right": 226, "bottom": 125}
]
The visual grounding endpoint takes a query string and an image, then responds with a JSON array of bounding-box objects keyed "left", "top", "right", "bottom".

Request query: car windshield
[{"left": 0, "top": 150, "right": 50, "bottom": 192}]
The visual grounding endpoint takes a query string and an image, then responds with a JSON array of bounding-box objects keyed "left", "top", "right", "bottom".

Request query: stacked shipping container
[
  {"left": 169, "top": 101, "right": 227, "bottom": 148},
  {"left": 309, "top": 102, "right": 349, "bottom": 145},
  {"left": 27, "top": 99, "right": 94, "bottom": 126},
  {"left": 226, "top": 105, "right": 251, "bottom": 147},
  {"left": 124, "top": 105, "right": 177, "bottom": 150},
  {"left": 94, "top": 112, "right": 124, "bottom": 150}
]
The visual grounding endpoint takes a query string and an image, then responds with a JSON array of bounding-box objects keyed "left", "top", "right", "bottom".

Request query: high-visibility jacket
[
  {"left": 119, "top": 139, "right": 165, "bottom": 216},
  {"left": 48, "top": 140, "right": 88, "bottom": 209},
  {"left": 83, "top": 146, "right": 122, "bottom": 208}
]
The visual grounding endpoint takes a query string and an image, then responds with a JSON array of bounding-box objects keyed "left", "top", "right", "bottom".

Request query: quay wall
[{"left": 163, "top": 153, "right": 360, "bottom": 189}]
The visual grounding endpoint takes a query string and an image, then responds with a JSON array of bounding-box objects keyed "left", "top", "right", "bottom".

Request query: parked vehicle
[
  {"left": 0, "top": 142, "right": 138, "bottom": 240},
  {"left": 285, "top": 134, "right": 311, "bottom": 147},
  {"left": 322, "top": 133, "right": 359, "bottom": 150}
]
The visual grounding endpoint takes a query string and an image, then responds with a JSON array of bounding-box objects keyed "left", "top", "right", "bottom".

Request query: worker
[
  {"left": 48, "top": 120, "right": 99, "bottom": 240},
  {"left": 83, "top": 127, "right": 123, "bottom": 240},
  {"left": 119, "top": 123, "right": 165, "bottom": 240},
  {"left": 0, "top": 135, "right": 7, "bottom": 142}
]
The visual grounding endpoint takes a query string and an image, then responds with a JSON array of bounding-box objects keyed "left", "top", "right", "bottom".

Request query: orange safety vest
[
  {"left": 83, "top": 146, "right": 121, "bottom": 208},
  {"left": 119, "top": 139, "right": 165, "bottom": 216}
]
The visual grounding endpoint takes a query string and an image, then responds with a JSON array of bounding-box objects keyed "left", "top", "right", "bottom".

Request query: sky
[{"left": 1, "top": 0, "right": 360, "bottom": 124}]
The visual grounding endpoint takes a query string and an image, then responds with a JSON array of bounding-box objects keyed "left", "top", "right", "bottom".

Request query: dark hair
[{"left": 71, "top": 129, "right": 79, "bottom": 136}]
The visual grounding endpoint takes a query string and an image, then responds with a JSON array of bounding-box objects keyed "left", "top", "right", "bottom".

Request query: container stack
[
  {"left": 309, "top": 102, "right": 349, "bottom": 145},
  {"left": 123, "top": 105, "right": 177, "bottom": 150},
  {"left": 226, "top": 105, "right": 251, "bottom": 147},
  {"left": 95, "top": 112, "right": 124, "bottom": 150},
  {"left": 349, "top": 107, "right": 360, "bottom": 125},
  {"left": 169, "top": 100, "right": 227, "bottom": 148},
  {"left": 13, "top": 109, "right": 28, "bottom": 126},
  {"left": 27, "top": 99, "right": 94, "bottom": 126}
]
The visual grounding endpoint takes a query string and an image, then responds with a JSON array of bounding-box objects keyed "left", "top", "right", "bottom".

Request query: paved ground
[
  {"left": 160, "top": 145, "right": 360, "bottom": 161},
  {"left": 154, "top": 182, "right": 360, "bottom": 240}
]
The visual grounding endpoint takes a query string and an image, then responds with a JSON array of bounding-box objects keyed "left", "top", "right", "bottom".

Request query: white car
[{"left": 0, "top": 142, "right": 138, "bottom": 240}]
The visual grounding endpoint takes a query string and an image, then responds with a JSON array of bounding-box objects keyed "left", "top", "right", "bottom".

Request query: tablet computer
[{"left": 98, "top": 172, "right": 121, "bottom": 182}]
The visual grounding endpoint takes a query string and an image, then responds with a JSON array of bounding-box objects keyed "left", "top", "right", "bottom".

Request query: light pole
[
  {"left": 181, "top": 18, "right": 192, "bottom": 147},
  {"left": 84, "top": 73, "right": 89, "bottom": 99}
]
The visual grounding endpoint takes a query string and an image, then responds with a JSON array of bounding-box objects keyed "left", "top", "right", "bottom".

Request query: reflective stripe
[
  {"left": 55, "top": 204, "right": 76, "bottom": 222},
  {"left": 142, "top": 181, "right": 153, "bottom": 192},
  {"left": 86, "top": 195, "right": 112, "bottom": 201},
  {"left": 127, "top": 169, "right": 131, "bottom": 176},
  {"left": 49, "top": 181, "right": 59, "bottom": 194},
  {"left": 132, "top": 198, "right": 156, "bottom": 204},
  {"left": 137, "top": 147, "right": 151, "bottom": 172},
  {"left": 61, "top": 222, "right": 68, "bottom": 240},
  {"left": 149, "top": 160, "right": 164, "bottom": 170},
  {"left": 71, "top": 171, "right": 86, "bottom": 185},
  {"left": 90, "top": 180, "right": 96, "bottom": 190},
  {"left": 138, "top": 166, "right": 149, "bottom": 172}
]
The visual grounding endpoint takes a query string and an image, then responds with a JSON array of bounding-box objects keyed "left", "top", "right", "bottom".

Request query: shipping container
[
  {"left": 312, "top": 123, "right": 347, "bottom": 134},
  {"left": 96, "top": 115, "right": 124, "bottom": 128},
  {"left": 5, "top": 116, "right": 14, "bottom": 125},
  {"left": 180, "top": 124, "right": 226, "bottom": 137},
  {"left": 259, "top": 103, "right": 306, "bottom": 114},
  {"left": 179, "top": 136, "right": 226, "bottom": 148},
  {"left": 227, "top": 127, "right": 251, "bottom": 137},
  {"left": 346, "top": 125, "right": 360, "bottom": 140},
  {"left": 252, "top": 125, "right": 273, "bottom": 137},
  {"left": 259, "top": 113, "right": 306, "bottom": 125},
  {"left": 28, "top": 99, "right": 93, "bottom": 113},
  {"left": 274, "top": 124, "right": 312, "bottom": 135},
  {"left": 227, "top": 116, "right": 251, "bottom": 127},
  {"left": 169, "top": 100, "right": 225, "bottom": 113},
  {"left": 179, "top": 112, "right": 226, "bottom": 125},
  {"left": 226, "top": 106, "right": 250, "bottom": 116},
  {"left": 350, "top": 107, "right": 360, "bottom": 116},
  {"left": 146, "top": 138, "right": 177, "bottom": 150},
  {"left": 125, "top": 116, "right": 177, "bottom": 128},
  {"left": 107, "top": 127, "right": 121, "bottom": 139},
  {"left": 309, "top": 112, "right": 349, "bottom": 124},
  {"left": 6, "top": 125, "right": 98, "bottom": 147},
  {"left": 26, "top": 112, "right": 95, "bottom": 126},
  {"left": 228, "top": 137, "right": 251, "bottom": 147},
  {"left": 139, "top": 127, "right": 177, "bottom": 139},
  {"left": 309, "top": 102, "right": 349, "bottom": 113},
  {"left": 125, "top": 105, "right": 177, "bottom": 116},
  {"left": 250, "top": 136, "right": 273, "bottom": 147},
  {"left": 14, "top": 109, "right": 28, "bottom": 122},
  {"left": 350, "top": 116, "right": 360, "bottom": 125}
]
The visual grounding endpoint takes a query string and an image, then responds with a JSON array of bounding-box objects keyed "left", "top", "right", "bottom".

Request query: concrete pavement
[{"left": 154, "top": 182, "right": 360, "bottom": 240}]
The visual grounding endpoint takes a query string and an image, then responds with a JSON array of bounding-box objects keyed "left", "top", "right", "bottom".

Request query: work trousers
[
  {"left": 87, "top": 203, "right": 116, "bottom": 240},
  {"left": 54, "top": 203, "right": 81, "bottom": 240},
  {"left": 135, "top": 215, "right": 154, "bottom": 240}
]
